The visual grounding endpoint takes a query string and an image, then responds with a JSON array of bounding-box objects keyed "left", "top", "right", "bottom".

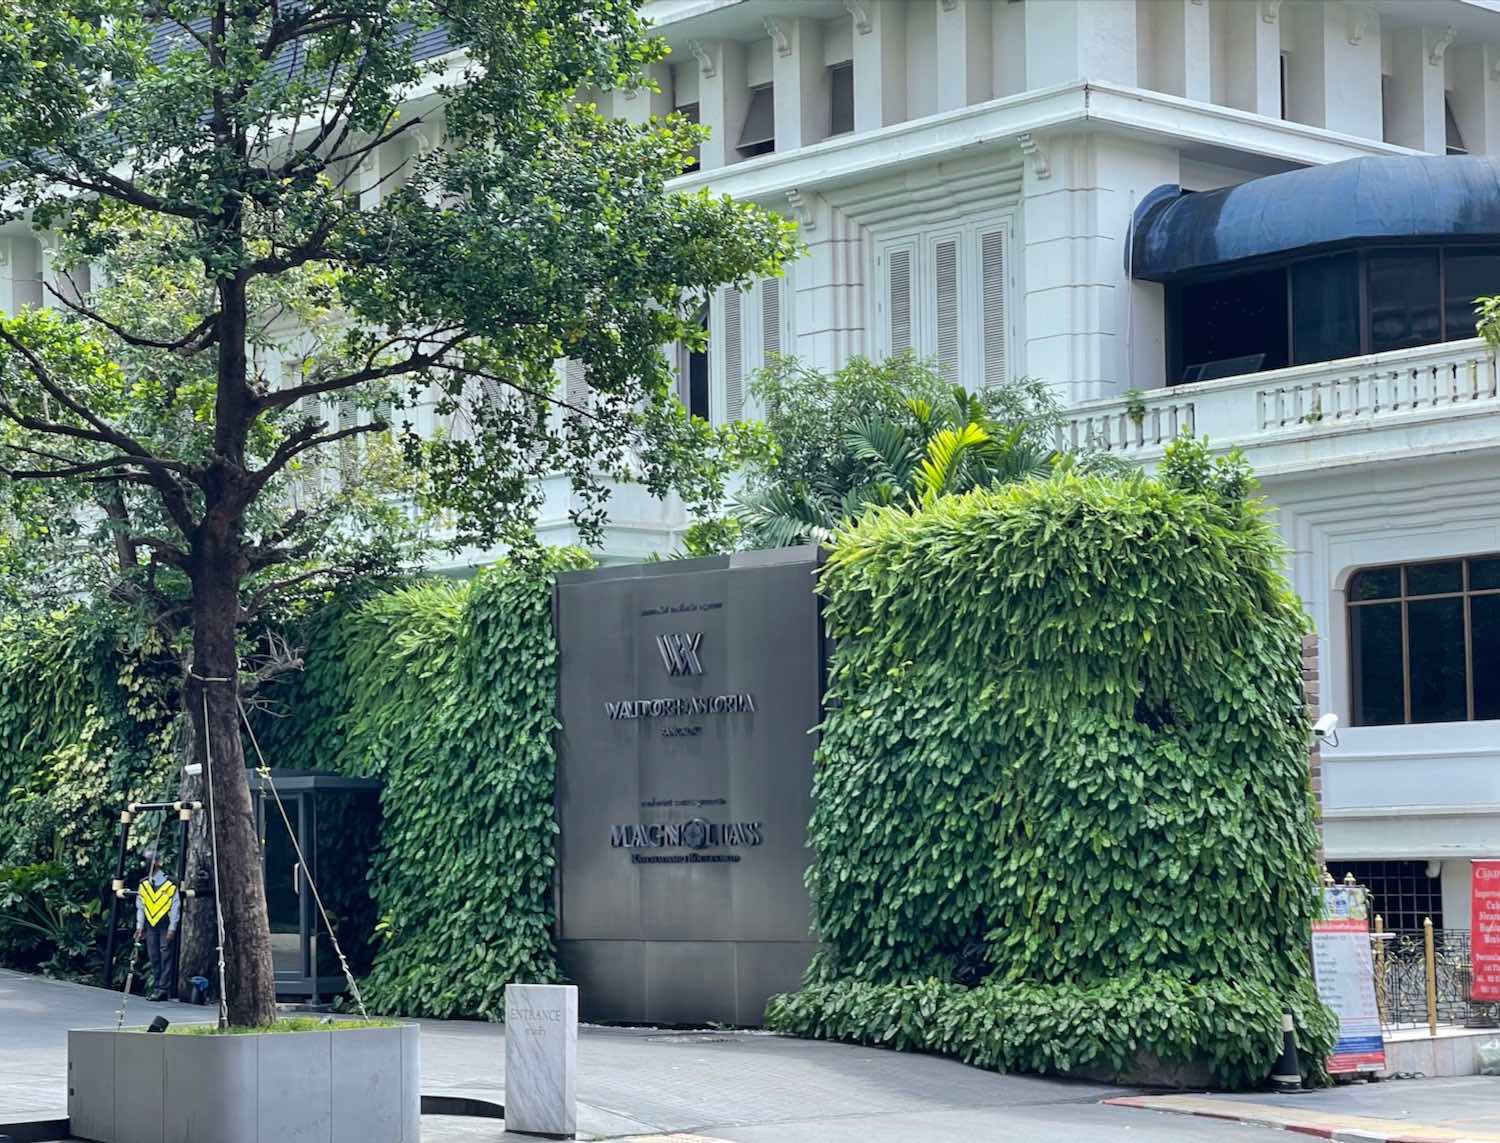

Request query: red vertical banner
[{"left": 1471, "top": 860, "right": 1500, "bottom": 1001}]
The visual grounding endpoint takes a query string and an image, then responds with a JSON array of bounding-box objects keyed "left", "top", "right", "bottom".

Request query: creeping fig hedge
[{"left": 768, "top": 447, "right": 1335, "bottom": 1086}]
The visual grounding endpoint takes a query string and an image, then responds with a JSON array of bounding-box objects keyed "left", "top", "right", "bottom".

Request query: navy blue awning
[{"left": 1130, "top": 156, "right": 1500, "bottom": 282}]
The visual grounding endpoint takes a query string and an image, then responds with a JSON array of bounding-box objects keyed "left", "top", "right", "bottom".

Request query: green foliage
[
  {"left": 767, "top": 467, "right": 1333, "bottom": 1087},
  {"left": 0, "top": 860, "right": 103, "bottom": 978},
  {"left": 257, "top": 552, "right": 589, "bottom": 1020},
  {"left": 0, "top": 606, "right": 178, "bottom": 979},
  {"left": 169, "top": 1017, "right": 401, "bottom": 1035},
  {"left": 766, "top": 974, "right": 1337, "bottom": 1091},
  {"left": 1472, "top": 294, "right": 1499, "bottom": 346},
  {"left": 734, "top": 355, "right": 1063, "bottom": 548}
]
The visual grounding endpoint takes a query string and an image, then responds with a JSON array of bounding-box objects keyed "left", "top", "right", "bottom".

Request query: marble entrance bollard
[{"left": 504, "top": 983, "right": 578, "bottom": 1138}]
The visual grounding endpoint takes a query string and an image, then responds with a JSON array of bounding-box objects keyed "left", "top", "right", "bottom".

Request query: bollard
[
  {"left": 1425, "top": 916, "right": 1439, "bottom": 1037},
  {"left": 1270, "top": 1010, "right": 1303, "bottom": 1092},
  {"left": 1374, "top": 914, "right": 1388, "bottom": 1025}
]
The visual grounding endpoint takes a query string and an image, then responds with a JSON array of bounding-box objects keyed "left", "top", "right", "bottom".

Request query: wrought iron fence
[{"left": 1373, "top": 925, "right": 1500, "bottom": 1031}]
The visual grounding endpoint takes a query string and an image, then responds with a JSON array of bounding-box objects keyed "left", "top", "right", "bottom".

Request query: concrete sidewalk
[
  {"left": 0, "top": 968, "right": 1266, "bottom": 1141},
  {"left": 1109, "top": 1077, "right": 1500, "bottom": 1141},
  {"left": 16, "top": 967, "right": 1500, "bottom": 1142}
]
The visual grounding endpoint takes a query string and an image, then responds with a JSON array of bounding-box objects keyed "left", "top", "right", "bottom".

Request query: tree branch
[
  {"left": 255, "top": 330, "right": 468, "bottom": 414},
  {"left": 249, "top": 417, "right": 384, "bottom": 495},
  {"left": 45, "top": 284, "right": 219, "bottom": 355}
]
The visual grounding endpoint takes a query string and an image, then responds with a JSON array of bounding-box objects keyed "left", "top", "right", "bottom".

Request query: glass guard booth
[{"left": 249, "top": 768, "right": 382, "bottom": 1003}]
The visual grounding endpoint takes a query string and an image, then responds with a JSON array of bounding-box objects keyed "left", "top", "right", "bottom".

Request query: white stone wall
[{"left": 1270, "top": 450, "right": 1500, "bottom": 925}]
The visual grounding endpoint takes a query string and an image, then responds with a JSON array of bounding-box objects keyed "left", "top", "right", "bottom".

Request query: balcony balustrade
[{"left": 1061, "top": 338, "right": 1500, "bottom": 473}]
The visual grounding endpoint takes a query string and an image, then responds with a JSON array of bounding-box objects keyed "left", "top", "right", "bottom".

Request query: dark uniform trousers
[{"left": 145, "top": 925, "right": 178, "bottom": 999}]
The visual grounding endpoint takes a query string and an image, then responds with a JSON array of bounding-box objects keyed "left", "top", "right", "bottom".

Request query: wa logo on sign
[{"left": 656, "top": 632, "right": 704, "bottom": 677}]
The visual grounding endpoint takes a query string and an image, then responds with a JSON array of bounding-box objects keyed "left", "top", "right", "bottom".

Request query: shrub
[{"left": 768, "top": 459, "right": 1333, "bottom": 1086}]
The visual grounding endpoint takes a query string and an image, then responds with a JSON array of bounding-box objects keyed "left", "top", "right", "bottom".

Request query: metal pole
[
  {"left": 1374, "top": 913, "right": 1388, "bottom": 1026},
  {"left": 101, "top": 809, "right": 134, "bottom": 988},
  {"left": 1425, "top": 916, "right": 1439, "bottom": 1037}
]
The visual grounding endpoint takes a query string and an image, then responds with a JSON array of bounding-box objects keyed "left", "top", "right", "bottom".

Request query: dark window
[
  {"left": 1368, "top": 249, "right": 1441, "bottom": 353},
  {"left": 1447, "top": 95, "right": 1468, "bottom": 155},
  {"left": 682, "top": 303, "right": 709, "bottom": 420},
  {"left": 738, "top": 84, "right": 775, "bottom": 157},
  {"left": 1443, "top": 247, "right": 1500, "bottom": 341},
  {"left": 1348, "top": 556, "right": 1500, "bottom": 726},
  {"left": 1291, "top": 254, "right": 1360, "bottom": 365},
  {"left": 829, "top": 63, "right": 854, "bottom": 136},
  {"left": 1325, "top": 861, "right": 1443, "bottom": 931},
  {"left": 1174, "top": 268, "right": 1287, "bottom": 383},
  {"left": 1350, "top": 602, "right": 1404, "bottom": 727},
  {"left": 1166, "top": 244, "right": 1500, "bottom": 383},
  {"left": 678, "top": 102, "right": 701, "bottom": 173},
  {"left": 1475, "top": 595, "right": 1500, "bottom": 720}
]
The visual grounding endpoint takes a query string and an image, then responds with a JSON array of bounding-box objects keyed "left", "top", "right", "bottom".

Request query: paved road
[{"left": 0, "top": 968, "right": 1328, "bottom": 1142}]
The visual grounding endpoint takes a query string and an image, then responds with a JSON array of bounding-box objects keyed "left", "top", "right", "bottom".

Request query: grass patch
[{"left": 165, "top": 1017, "right": 400, "bottom": 1035}]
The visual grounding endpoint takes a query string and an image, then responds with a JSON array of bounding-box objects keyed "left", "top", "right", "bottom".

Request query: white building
[
  {"left": 624, "top": 0, "right": 1500, "bottom": 934},
  {"left": 2, "top": 1, "right": 1497, "bottom": 932}
]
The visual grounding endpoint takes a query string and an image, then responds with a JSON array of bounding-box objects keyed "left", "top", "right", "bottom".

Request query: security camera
[{"left": 1312, "top": 712, "right": 1339, "bottom": 748}]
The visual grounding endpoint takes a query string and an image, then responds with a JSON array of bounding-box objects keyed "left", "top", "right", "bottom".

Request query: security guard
[{"left": 134, "top": 848, "right": 180, "bottom": 1002}]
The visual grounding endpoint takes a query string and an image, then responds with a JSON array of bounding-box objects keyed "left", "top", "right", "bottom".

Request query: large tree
[{"left": 0, "top": 0, "right": 792, "bottom": 1024}]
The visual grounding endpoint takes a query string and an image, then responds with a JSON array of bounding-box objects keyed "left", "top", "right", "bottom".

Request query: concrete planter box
[{"left": 68, "top": 1023, "right": 420, "bottom": 1143}]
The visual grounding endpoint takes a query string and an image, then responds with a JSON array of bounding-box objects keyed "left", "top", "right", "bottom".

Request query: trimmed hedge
[
  {"left": 767, "top": 449, "right": 1335, "bottom": 1086},
  {"left": 766, "top": 973, "right": 1331, "bottom": 1090},
  {"left": 259, "top": 552, "right": 588, "bottom": 1019}
]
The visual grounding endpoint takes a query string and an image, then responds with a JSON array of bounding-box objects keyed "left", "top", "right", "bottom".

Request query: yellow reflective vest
[{"left": 137, "top": 877, "right": 178, "bottom": 929}]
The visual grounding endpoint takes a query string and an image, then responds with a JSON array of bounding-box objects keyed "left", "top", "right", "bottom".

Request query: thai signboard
[
  {"left": 1311, "top": 884, "right": 1386, "bottom": 1074},
  {"left": 552, "top": 547, "right": 823, "bottom": 1025},
  {"left": 1470, "top": 860, "right": 1500, "bottom": 1001}
]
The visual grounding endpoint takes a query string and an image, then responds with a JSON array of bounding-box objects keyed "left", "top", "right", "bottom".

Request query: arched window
[{"left": 1348, "top": 555, "right": 1500, "bottom": 726}]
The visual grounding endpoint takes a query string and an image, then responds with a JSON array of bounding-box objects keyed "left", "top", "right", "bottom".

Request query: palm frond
[
  {"left": 914, "top": 423, "right": 992, "bottom": 502},
  {"left": 735, "top": 482, "right": 836, "bottom": 549},
  {"left": 843, "top": 416, "right": 919, "bottom": 488}
]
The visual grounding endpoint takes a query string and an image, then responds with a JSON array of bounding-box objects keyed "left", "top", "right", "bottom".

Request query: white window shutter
[
  {"left": 981, "top": 228, "right": 1008, "bottom": 388},
  {"left": 887, "top": 247, "right": 912, "bottom": 354},
  {"left": 934, "top": 238, "right": 959, "bottom": 381},
  {"left": 564, "top": 358, "right": 588, "bottom": 410},
  {"left": 723, "top": 288, "right": 744, "bottom": 422},
  {"left": 760, "top": 277, "right": 782, "bottom": 361}
]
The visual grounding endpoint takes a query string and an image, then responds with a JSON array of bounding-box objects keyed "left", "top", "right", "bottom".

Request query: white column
[
  {"left": 1318, "top": 3, "right": 1382, "bottom": 140},
  {"left": 1220, "top": 0, "right": 1280, "bottom": 117},
  {"left": 1182, "top": 0, "right": 1212, "bottom": 103},
  {"left": 768, "top": 17, "right": 828, "bottom": 151},
  {"left": 850, "top": 1, "right": 907, "bottom": 131},
  {"left": 1140, "top": 1, "right": 1209, "bottom": 101},
  {"left": 1280, "top": 1, "right": 1327, "bottom": 128},
  {"left": 1025, "top": 0, "right": 1136, "bottom": 89},
  {"left": 1388, "top": 26, "right": 1452, "bottom": 153},
  {"left": 992, "top": 0, "right": 1027, "bottom": 97},
  {"left": 1447, "top": 43, "right": 1500, "bottom": 155},
  {"left": 1277, "top": 1, "right": 1382, "bottom": 139},
  {"left": 790, "top": 195, "right": 866, "bottom": 372},
  {"left": 1022, "top": 133, "right": 1177, "bottom": 404},
  {"left": 936, "top": 0, "right": 993, "bottom": 112},
  {"left": 612, "top": 62, "right": 673, "bottom": 126},
  {"left": 356, "top": 138, "right": 413, "bottom": 211},
  {"left": 695, "top": 39, "right": 748, "bottom": 171}
]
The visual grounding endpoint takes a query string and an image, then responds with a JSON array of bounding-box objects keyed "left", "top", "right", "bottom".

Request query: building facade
[
  {"left": 628, "top": 0, "right": 1500, "bottom": 933},
  {"left": 2, "top": 0, "right": 1498, "bottom": 930}
]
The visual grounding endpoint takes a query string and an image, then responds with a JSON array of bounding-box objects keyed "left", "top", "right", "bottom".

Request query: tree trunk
[
  {"left": 175, "top": 707, "right": 217, "bottom": 991},
  {"left": 187, "top": 517, "right": 277, "bottom": 1027}
]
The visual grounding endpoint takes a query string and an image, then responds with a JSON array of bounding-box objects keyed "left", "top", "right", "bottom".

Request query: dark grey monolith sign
[{"left": 553, "top": 546, "right": 823, "bottom": 1025}]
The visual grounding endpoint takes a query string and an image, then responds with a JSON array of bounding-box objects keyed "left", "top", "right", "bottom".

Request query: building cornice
[{"left": 669, "top": 80, "right": 1421, "bottom": 207}]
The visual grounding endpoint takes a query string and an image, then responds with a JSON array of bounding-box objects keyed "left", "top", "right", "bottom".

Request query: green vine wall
[
  {"left": 765, "top": 448, "right": 1336, "bottom": 1088},
  {"left": 0, "top": 607, "right": 179, "bottom": 976},
  {"left": 259, "top": 552, "right": 587, "bottom": 1019}
]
